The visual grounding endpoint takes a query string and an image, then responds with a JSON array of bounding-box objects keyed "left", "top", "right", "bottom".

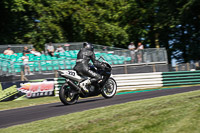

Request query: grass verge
[
  {"left": 0, "top": 90, "right": 200, "bottom": 133},
  {"left": 0, "top": 96, "right": 60, "bottom": 111},
  {"left": 118, "top": 84, "right": 200, "bottom": 93},
  {"left": 0, "top": 84, "right": 200, "bottom": 111}
]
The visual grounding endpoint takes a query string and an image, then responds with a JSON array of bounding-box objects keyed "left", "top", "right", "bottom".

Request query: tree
[
  {"left": 0, "top": 0, "right": 66, "bottom": 51},
  {"left": 60, "top": 0, "right": 129, "bottom": 47},
  {"left": 1, "top": 0, "right": 200, "bottom": 64}
]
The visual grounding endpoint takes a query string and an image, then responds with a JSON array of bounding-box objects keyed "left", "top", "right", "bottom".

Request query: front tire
[
  {"left": 59, "top": 83, "right": 79, "bottom": 105},
  {"left": 101, "top": 77, "right": 117, "bottom": 98}
]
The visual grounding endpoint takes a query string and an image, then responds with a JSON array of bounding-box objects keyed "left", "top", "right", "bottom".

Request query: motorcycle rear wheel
[
  {"left": 59, "top": 83, "right": 79, "bottom": 105},
  {"left": 101, "top": 77, "right": 117, "bottom": 98}
]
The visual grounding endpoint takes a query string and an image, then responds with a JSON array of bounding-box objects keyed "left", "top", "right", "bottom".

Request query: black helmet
[{"left": 83, "top": 42, "right": 94, "bottom": 51}]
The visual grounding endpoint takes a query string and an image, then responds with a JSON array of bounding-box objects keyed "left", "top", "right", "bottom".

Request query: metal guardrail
[
  {"left": 0, "top": 42, "right": 169, "bottom": 77},
  {"left": 112, "top": 48, "right": 168, "bottom": 64},
  {"left": 2, "top": 70, "right": 200, "bottom": 99},
  {"left": 45, "top": 42, "right": 168, "bottom": 64},
  {"left": 162, "top": 70, "right": 200, "bottom": 86},
  {"left": 0, "top": 44, "right": 33, "bottom": 53},
  {"left": 54, "top": 70, "right": 200, "bottom": 93},
  {"left": 0, "top": 47, "right": 169, "bottom": 76},
  {"left": 53, "top": 72, "right": 163, "bottom": 94},
  {"left": 44, "top": 42, "right": 125, "bottom": 51}
]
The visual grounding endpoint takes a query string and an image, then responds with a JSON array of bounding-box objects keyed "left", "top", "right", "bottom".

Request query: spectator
[
  {"left": 23, "top": 46, "right": 30, "bottom": 54},
  {"left": 103, "top": 46, "right": 107, "bottom": 51},
  {"left": 47, "top": 42, "right": 54, "bottom": 56},
  {"left": 128, "top": 42, "right": 136, "bottom": 63},
  {"left": 30, "top": 48, "right": 41, "bottom": 56},
  {"left": 3, "top": 46, "right": 15, "bottom": 55},
  {"left": 55, "top": 45, "right": 65, "bottom": 53},
  {"left": 136, "top": 42, "right": 144, "bottom": 63},
  {"left": 64, "top": 44, "right": 70, "bottom": 51},
  {"left": 21, "top": 53, "right": 33, "bottom": 75}
]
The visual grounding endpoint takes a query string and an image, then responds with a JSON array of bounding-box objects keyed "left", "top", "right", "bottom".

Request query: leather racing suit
[{"left": 73, "top": 48, "right": 103, "bottom": 84}]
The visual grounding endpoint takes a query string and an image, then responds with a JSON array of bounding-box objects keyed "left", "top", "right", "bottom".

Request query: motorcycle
[{"left": 58, "top": 56, "right": 117, "bottom": 105}]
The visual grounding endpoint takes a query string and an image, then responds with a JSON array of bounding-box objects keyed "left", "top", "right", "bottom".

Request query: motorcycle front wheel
[
  {"left": 59, "top": 83, "right": 79, "bottom": 105},
  {"left": 101, "top": 77, "right": 117, "bottom": 98}
]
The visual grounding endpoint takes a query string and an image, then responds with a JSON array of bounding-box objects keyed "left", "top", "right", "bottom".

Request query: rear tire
[
  {"left": 59, "top": 83, "right": 79, "bottom": 105},
  {"left": 101, "top": 77, "right": 117, "bottom": 98}
]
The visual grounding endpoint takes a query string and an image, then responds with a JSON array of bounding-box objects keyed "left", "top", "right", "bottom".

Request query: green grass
[
  {"left": 0, "top": 84, "right": 199, "bottom": 111},
  {"left": 162, "top": 83, "right": 200, "bottom": 89},
  {"left": 0, "top": 96, "right": 60, "bottom": 111},
  {"left": 0, "top": 90, "right": 200, "bottom": 133},
  {"left": 117, "top": 84, "right": 200, "bottom": 94}
]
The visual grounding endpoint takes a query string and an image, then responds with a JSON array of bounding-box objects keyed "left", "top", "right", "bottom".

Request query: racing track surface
[{"left": 0, "top": 86, "right": 200, "bottom": 128}]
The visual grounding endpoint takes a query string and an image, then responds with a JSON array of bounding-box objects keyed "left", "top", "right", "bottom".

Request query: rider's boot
[{"left": 80, "top": 79, "right": 91, "bottom": 93}]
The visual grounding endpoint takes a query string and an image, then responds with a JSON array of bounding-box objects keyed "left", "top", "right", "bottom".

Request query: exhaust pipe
[{"left": 66, "top": 79, "right": 81, "bottom": 92}]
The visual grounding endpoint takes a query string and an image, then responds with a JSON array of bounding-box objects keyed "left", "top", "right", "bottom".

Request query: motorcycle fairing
[{"left": 58, "top": 70, "right": 83, "bottom": 82}]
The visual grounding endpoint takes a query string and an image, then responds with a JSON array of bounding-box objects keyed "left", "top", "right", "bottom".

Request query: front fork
[{"left": 99, "top": 74, "right": 111, "bottom": 88}]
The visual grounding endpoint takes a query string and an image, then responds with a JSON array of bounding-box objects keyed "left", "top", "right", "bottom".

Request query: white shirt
[
  {"left": 56, "top": 47, "right": 65, "bottom": 53},
  {"left": 31, "top": 51, "right": 41, "bottom": 56},
  {"left": 128, "top": 44, "right": 136, "bottom": 50},
  {"left": 4, "top": 49, "right": 14, "bottom": 55},
  {"left": 137, "top": 45, "right": 144, "bottom": 50},
  {"left": 47, "top": 45, "right": 54, "bottom": 52},
  {"left": 22, "top": 56, "right": 29, "bottom": 65}
]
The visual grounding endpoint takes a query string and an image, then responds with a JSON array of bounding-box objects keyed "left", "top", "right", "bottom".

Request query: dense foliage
[{"left": 0, "top": 0, "right": 200, "bottom": 63}]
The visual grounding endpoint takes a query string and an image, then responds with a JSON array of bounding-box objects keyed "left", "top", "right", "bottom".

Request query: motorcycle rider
[{"left": 74, "top": 42, "right": 105, "bottom": 93}]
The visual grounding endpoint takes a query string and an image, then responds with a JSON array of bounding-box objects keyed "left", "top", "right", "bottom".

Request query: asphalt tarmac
[{"left": 0, "top": 86, "right": 200, "bottom": 128}]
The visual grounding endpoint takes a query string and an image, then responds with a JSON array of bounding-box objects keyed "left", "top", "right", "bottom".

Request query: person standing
[
  {"left": 128, "top": 42, "right": 136, "bottom": 63},
  {"left": 21, "top": 53, "right": 33, "bottom": 75},
  {"left": 47, "top": 42, "right": 55, "bottom": 56},
  {"left": 23, "top": 46, "right": 30, "bottom": 54},
  {"left": 136, "top": 42, "right": 144, "bottom": 63}
]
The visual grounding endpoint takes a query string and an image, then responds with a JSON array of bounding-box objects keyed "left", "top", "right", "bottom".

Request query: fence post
[
  {"left": 38, "top": 60, "right": 42, "bottom": 74},
  {"left": 187, "top": 63, "right": 190, "bottom": 71},
  {"left": 21, "top": 71, "right": 28, "bottom": 81},
  {"left": 152, "top": 64, "right": 156, "bottom": 72},
  {"left": 195, "top": 62, "right": 199, "bottom": 67},
  {"left": 55, "top": 70, "right": 58, "bottom": 78},
  {"left": 124, "top": 62, "right": 128, "bottom": 74},
  {"left": 175, "top": 64, "right": 178, "bottom": 71},
  {"left": 195, "top": 62, "right": 199, "bottom": 70},
  {"left": 21, "top": 71, "right": 24, "bottom": 81}
]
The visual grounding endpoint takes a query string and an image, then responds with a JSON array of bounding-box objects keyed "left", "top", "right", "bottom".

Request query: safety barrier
[
  {"left": 113, "top": 72, "right": 163, "bottom": 91},
  {"left": 116, "top": 70, "right": 200, "bottom": 91},
  {"left": 1, "top": 70, "right": 200, "bottom": 101},
  {"left": 53, "top": 72, "right": 163, "bottom": 95},
  {"left": 54, "top": 70, "right": 200, "bottom": 95},
  {"left": 54, "top": 78, "right": 64, "bottom": 96},
  {"left": 162, "top": 70, "right": 200, "bottom": 86}
]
